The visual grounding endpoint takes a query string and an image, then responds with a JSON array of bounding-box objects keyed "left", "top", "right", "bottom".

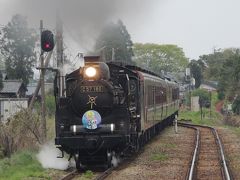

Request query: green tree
[
  {"left": 95, "top": 20, "right": 134, "bottom": 64},
  {"left": 218, "top": 50, "right": 240, "bottom": 96},
  {"left": 232, "top": 95, "right": 240, "bottom": 115},
  {"left": 199, "top": 48, "right": 236, "bottom": 81},
  {"left": 0, "top": 14, "right": 37, "bottom": 85},
  {"left": 188, "top": 60, "right": 203, "bottom": 88},
  {"left": 199, "top": 48, "right": 240, "bottom": 99},
  {"left": 192, "top": 88, "right": 210, "bottom": 107},
  {"left": 133, "top": 43, "right": 188, "bottom": 74}
]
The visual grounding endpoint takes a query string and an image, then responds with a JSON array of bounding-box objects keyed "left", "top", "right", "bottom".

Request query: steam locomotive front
[{"left": 55, "top": 56, "right": 130, "bottom": 157}]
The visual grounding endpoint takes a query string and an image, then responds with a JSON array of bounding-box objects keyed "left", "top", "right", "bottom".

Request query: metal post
[
  {"left": 189, "top": 85, "right": 191, "bottom": 111},
  {"left": 209, "top": 91, "right": 212, "bottom": 119},
  {"left": 174, "top": 115, "right": 178, "bottom": 133},
  {"left": 112, "top": 48, "right": 115, "bottom": 61},
  {"left": 56, "top": 13, "right": 64, "bottom": 97},
  {"left": 40, "top": 20, "right": 46, "bottom": 143}
]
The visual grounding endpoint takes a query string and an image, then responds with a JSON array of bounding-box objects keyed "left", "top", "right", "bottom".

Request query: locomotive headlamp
[{"left": 85, "top": 67, "right": 97, "bottom": 77}]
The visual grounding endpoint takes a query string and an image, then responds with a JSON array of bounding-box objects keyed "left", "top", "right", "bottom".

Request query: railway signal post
[
  {"left": 39, "top": 20, "right": 47, "bottom": 143},
  {"left": 39, "top": 21, "right": 55, "bottom": 143}
]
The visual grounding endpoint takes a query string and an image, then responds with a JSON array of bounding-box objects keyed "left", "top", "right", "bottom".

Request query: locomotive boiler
[{"left": 55, "top": 56, "right": 179, "bottom": 169}]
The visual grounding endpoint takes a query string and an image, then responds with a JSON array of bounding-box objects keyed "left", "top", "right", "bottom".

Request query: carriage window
[
  {"left": 172, "top": 88, "right": 179, "bottom": 100},
  {"left": 155, "top": 86, "right": 166, "bottom": 104},
  {"left": 147, "top": 86, "right": 154, "bottom": 106}
]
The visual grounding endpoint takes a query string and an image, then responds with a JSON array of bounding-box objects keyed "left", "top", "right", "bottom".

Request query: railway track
[
  {"left": 58, "top": 146, "right": 140, "bottom": 180},
  {"left": 93, "top": 166, "right": 115, "bottom": 180},
  {"left": 179, "top": 123, "right": 231, "bottom": 180},
  {"left": 59, "top": 169, "right": 78, "bottom": 180},
  {"left": 59, "top": 166, "right": 115, "bottom": 180}
]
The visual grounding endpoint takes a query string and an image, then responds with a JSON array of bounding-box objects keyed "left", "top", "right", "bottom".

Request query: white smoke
[
  {"left": 111, "top": 153, "right": 121, "bottom": 167},
  {"left": 36, "top": 142, "right": 69, "bottom": 170}
]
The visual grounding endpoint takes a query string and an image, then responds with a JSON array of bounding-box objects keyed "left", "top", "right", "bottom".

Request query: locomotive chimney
[{"left": 84, "top": 55, "right": 101, "bottom": 62}]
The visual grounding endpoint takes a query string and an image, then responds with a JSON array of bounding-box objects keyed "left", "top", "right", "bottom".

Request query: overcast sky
[{"left": 0, "top": 0, "right": 240, "bottom": 60}]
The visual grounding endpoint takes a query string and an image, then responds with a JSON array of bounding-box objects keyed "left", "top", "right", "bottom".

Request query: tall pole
[
  {"left": 29, "top": 52, "right": 52, "bottom": 109},
  {"left": 112, "top": 48, "right": 115, "bottom": 61},
  {"left": 56, "top": 13, "right": 64, "bottom": 96},
  {"left": 56, "top": 14, "right": 63, "bottom": 68},
  {"left": 209, "top": 90, "right": 212, "bottom": 119},
  {"left": 40, "top": 20, "right": 46, "bottom": 143}
]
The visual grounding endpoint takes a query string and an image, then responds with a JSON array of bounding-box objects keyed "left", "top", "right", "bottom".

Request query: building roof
[
  {"left": 26, "top": 82, "right": 53, "bottom": 96},
  {"left": 26, "top": 85, "right": 37, "bottom": 96},
  {"left": 200, "top": 84, "right": 217, "bottom": 91},
  {"left": 0, "top": 80, "right": 25, "bottom": 93}
]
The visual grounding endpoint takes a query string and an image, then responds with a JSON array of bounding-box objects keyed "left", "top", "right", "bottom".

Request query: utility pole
[
  {"left": 40, "top": 20, "right": 46, "bottom": 143},
  {"left": 29, "top": 52, "right": 52, "bottom": 110},
  {"left": 56, "top": 14, "right": 64, "bottom": 96},
  {"left": 112, "top": 48, "right": 115, "bottom": 61},
  {"left": 56, "top": 14, "right": 63, "bottom": 68}
]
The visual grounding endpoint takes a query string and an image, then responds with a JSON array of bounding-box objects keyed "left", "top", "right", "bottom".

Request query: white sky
[{"left": 0, "top": 0, "right": 240, "bottom": 60}]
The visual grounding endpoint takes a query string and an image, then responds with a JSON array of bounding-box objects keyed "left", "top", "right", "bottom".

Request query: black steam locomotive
[{"left": 55, "top": 56, "right": 179, "bottom": 169}]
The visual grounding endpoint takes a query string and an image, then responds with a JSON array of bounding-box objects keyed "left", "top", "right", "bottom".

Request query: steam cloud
[
  {"left": 111, "top": 152, "right": 121, "bottom": 167},
  {"left": 7, "top": 0, "right": 158, "bottom": 53},
  {"left": 37, "top": 142, "right": 69, "bottom": 170}
]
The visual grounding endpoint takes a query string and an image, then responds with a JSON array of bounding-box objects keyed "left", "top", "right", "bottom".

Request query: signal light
[
  {"left": 45, "top": 43, "right": 50, "bottom": 48},
  {"left": 41, "top": 30, "right": 54, "bottom": 52}
]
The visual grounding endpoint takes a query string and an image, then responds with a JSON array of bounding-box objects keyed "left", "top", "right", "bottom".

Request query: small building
[
  {"left": 0, "top": 80, "right": 28, "bottom": 123},
  {"left": 200, "top": 81, "right": 218, "bottom": 92},
  {"left": 0, "top": 98, "right": 28, "bottom": 123},
  {"left": 26, "top": 82, "right": 54, "bottom": 102},
  {"left": 0, "top": 80, "right": 27, "bottom": 98},
  {"left": 199, "top": 84, "right": 217, "bottom": 92}
]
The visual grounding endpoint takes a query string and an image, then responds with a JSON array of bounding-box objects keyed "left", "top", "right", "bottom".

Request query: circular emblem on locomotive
[{"left": 82, "top": 110, "right": 102, "bottom": 130}]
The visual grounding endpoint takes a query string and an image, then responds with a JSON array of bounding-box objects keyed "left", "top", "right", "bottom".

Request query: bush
[
  {"left": 224, "top": 115, "right": 240, "bottom": 127},
  {"left": 192, "top": 88, "right": 211, "bottom": 107},
  {"left": 33, "top": 95, "right": 56, "bottom": 117},
  {"left": 0, "top": 109, "right": 41, "bottom": 157},
  {"left": 218, "top": 91, "right": 225, "bottom": 100},
  {"left": 232, "top": 96, "right": 240, "bottom": 115}
]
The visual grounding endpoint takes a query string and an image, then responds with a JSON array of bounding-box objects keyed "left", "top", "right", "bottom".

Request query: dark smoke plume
[{"left": 7, "top": 0, "right": 158, "bottom": 54}]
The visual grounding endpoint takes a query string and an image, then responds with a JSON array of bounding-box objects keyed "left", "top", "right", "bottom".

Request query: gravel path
[
  {"left": 217, "top": 127, "right": 240, "bottom": 179},
  {"left": 106, "top": 126, "right": 195, "bottom": 180}
]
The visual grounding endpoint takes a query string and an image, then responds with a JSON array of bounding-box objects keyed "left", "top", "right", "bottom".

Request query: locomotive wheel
[
  {"left": 139, "top": 135, "right": 144, "bottom": 148},
  {"left": 134, "top": 137, "right": 140, "bottom": 152}
]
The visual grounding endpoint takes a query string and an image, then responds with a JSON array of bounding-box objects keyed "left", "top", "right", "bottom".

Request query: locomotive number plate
[{"left": 80, "top": 86, "right": 104, "bottom": 93}]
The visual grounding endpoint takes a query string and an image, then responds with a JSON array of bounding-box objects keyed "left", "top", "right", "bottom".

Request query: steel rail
[
  {"left": 212, "top": 128, "right": 231, "bottom": 180},
  {"left": 188, "top": 127, "right": 199, "bottom": 180},
  {"left": 59, "top": 169, "right": 78, "bottom": 180},
  {"left": 179, "top": 122, "right": 231, "bottom": 180},
  {"left": 178, "top": 123, "right": 199, "bottom": 180},
  {"left": 93, "top": 166, "right": 115, "bottom": 180}
]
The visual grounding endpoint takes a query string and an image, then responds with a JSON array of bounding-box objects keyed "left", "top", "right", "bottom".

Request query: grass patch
[
  {"left": 150, "top": 153, "right": 168, "bottom": 161},
  {"left": 224, "top": 125, "right": 240, "bottom": 137},
  {"left": 47, "top": 115, "right": 55, "bottom": 140},
  {"left": 0, "top": 151, "right": 48, "bottom": 180},
  {"left": 179, "top": 108, "right": 223, "bottom": 126},
  {"left": 164, "top": 143, "right": 177, "bottom": 149},
  {"left": 83, "top": 170, "right": 94, "bottom": 179}
]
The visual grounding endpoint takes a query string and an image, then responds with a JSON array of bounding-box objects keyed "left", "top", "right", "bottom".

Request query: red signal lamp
[
  {"left": 41, "top": 30, "right": 54, "bottom": 52},
  {"left": 45, "top": 43, "right": 50, "bottom": 49}
]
